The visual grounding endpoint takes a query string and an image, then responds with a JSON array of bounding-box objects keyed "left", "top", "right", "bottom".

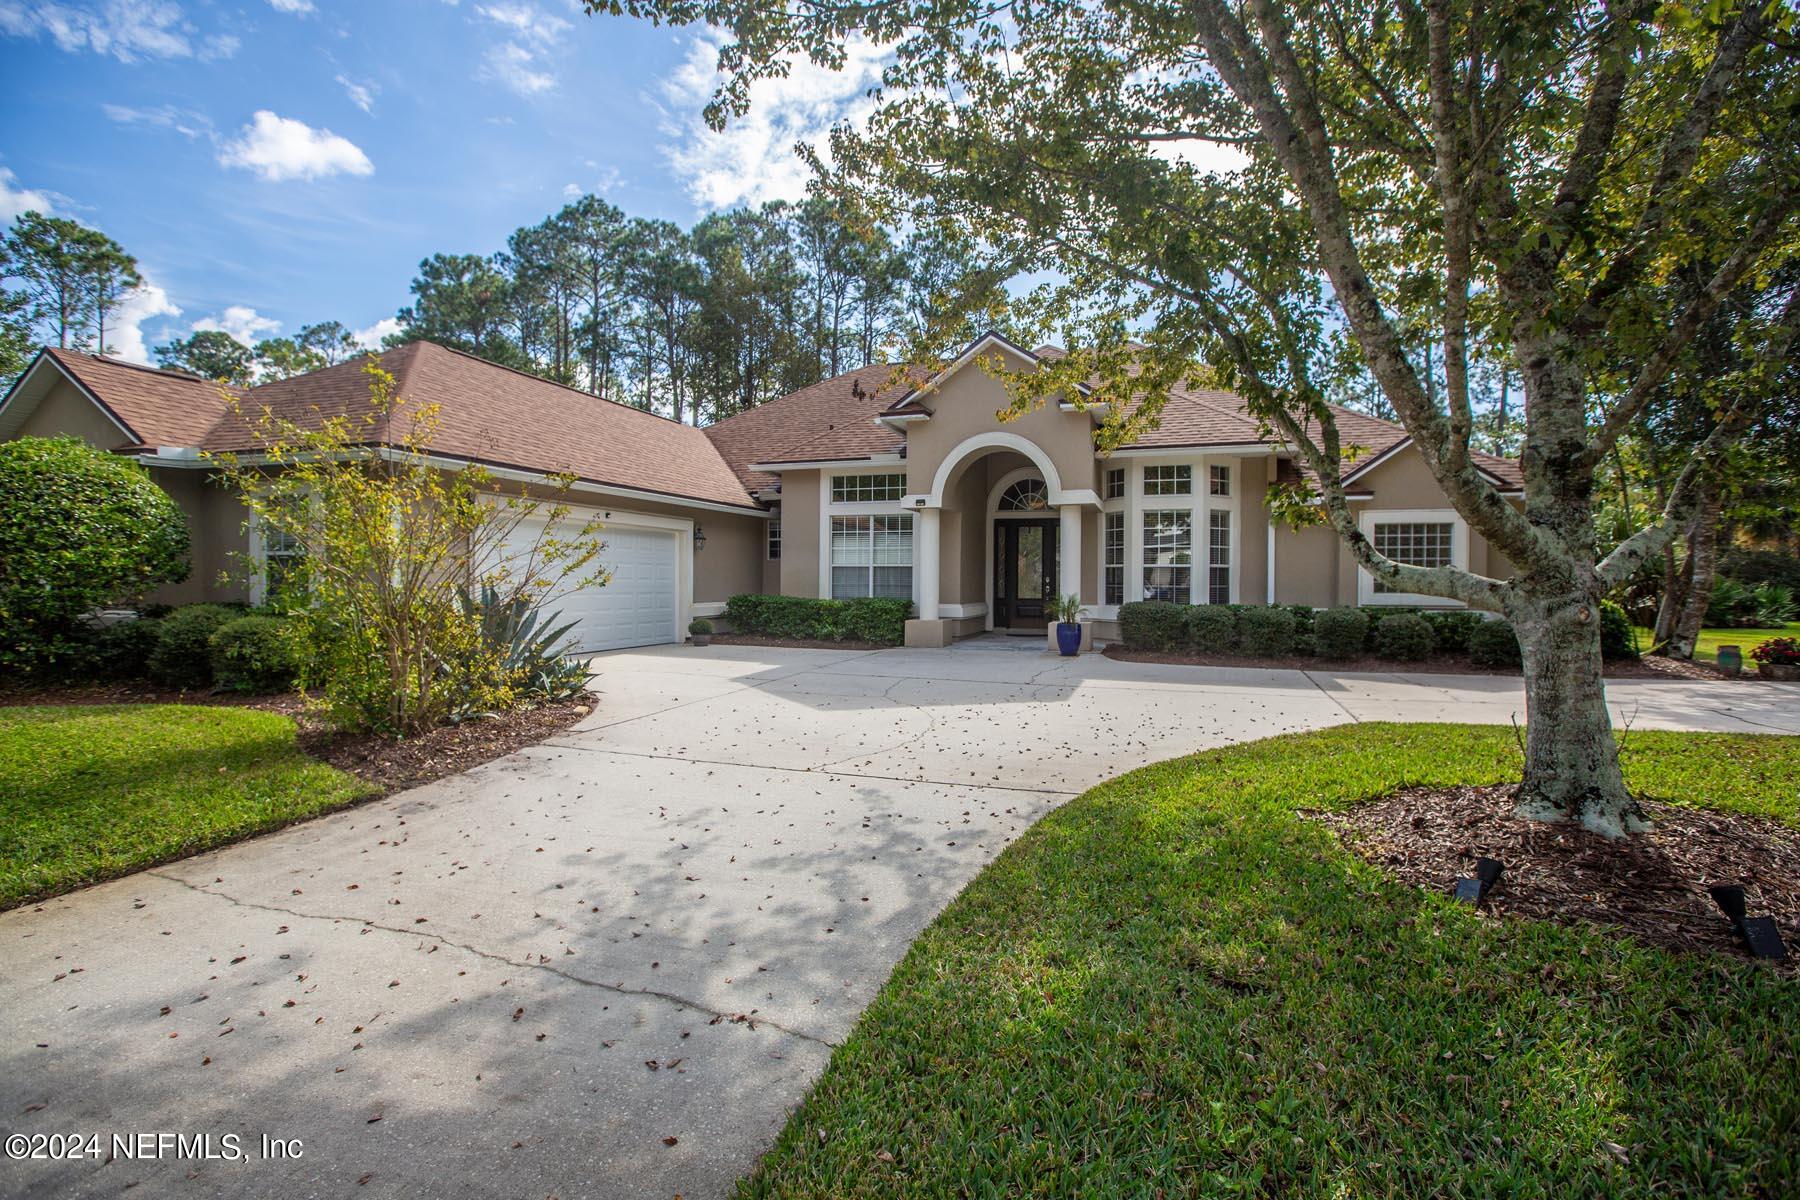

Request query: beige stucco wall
[
  {"left": 1237, "top": 456, "right": 1271, "bottom": 605},
  {"left": 15, "top": 378, "right": 133, "bottom": 447},
  {"left": 776, "top": 470, "right": 822, "bottom": 598}
]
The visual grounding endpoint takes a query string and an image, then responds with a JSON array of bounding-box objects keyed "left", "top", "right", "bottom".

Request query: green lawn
[
  {"left": 0, "top": 705, "right": 374, "bottom": 908},
  {"left": 1631, "top": 620, "right": 1800, "bottom": 664},
  {"left": 741, "top": 725, "right": 1798, "bottom": 1200}
]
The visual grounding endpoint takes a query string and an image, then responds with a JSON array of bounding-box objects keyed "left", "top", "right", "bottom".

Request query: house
[{"left": 0, "top": 332, "right": 1522, "bottom": 651}]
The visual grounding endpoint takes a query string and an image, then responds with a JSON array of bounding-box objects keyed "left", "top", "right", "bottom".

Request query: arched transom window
[{"left": 997, "top": 478, "right": 1049, "bottom": 511}]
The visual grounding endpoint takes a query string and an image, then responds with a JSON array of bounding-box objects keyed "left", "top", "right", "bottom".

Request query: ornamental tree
[{"left": 596, "top": 0, "right": 1799, "bottom": 836}]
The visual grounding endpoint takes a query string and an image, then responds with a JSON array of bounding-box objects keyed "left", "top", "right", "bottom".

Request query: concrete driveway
[{"left": 4, "top": 642, "right": 1795, "bottom": 1200}]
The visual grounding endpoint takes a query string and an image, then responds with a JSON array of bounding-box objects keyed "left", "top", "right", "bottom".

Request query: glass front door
[{"left": 994, "top": 519, "right": 1058, "bottom": 631}]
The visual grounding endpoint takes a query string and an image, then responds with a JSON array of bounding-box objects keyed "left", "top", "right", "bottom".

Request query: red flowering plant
[{"left": 1748, "top": 637, "right": 1800, "bottom": 666}]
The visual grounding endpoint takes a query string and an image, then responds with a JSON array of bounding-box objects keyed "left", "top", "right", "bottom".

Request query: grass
[
  {"left": 741, "top": 725, "right": 1798, "bottom": 1200},
  {"left": 1631, "top": 620, "right": 1800, "bottom": 664},
  {"left": 0, "top": 704, "right": 375, "bottom": 908}
]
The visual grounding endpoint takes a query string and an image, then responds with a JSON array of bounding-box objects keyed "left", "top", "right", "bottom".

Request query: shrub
[
  {"left": 1749, "top": 636, "right": 1800, "bottom": 666},
  {"left": 1423, "top": 611, "right": 1482, "bottom": 655},
  {"left": 85, "top": 616, "right": 164, "bottom": 679},
  {"left": 723, "top": 595, "right": 911, "bottom": 645},
  {"left": 1117, "top": 601, "right": 1188, "bottom": 652},
  {"left": 1719, "top": 548, "right": 1800, "bottom": 592},
  {"left": 1374, "top": 613, "right": 1435, "bottom": 661},
  {"left": 1599, "top": 600, "right": 1639, "bottom": 660},
  {"left": 148, "top": 604, "right": 241, "bottom": 689},
  {"left": 1312, "top": 607, "right": 1368, "bottom": 659},
  {"left": 0, "top": 436, "right": 190, "bottom": 673},
  {"left": 1751, "top": 583, "right": 1796, "bottom": 628},
  {"left": 1237, "top": 606, "right": 1298, "bottom": 657},
  {"left": 1469, "top": 618, "right": 1523, "bottom": 668},
  {"left": 1187, "top": 605, "right": 1239, "bottom": 654},
  {"left": 1704, "top": 577, "right": 1756, "bottom": 627},
  {"left": 1286, "top": 605, "right": 1317, "bottom": 654},
  {"left": 209, "top": 616, "right": 301, "bottom": 693},
  {"left": 689, "top": 617, "right": 714, "bottom": 636}
]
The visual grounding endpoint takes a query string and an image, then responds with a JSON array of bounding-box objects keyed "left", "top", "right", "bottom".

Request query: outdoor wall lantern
[
  {"left": 693, "top": 524, "right": 706, "bottom": 551},
  {"left": 1708, "top": 885, "right": 1787, "bottom": 960},
  {"left": 1454, "top": 857, "right": 1504, "bottom": 905}
]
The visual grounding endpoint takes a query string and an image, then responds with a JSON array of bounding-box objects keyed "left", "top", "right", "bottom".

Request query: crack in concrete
[{"left": 144, "top": 869, "right": 839, "bottom": 1049}]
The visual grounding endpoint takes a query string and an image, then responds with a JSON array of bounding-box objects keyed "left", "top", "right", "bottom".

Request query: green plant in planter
[
  {"left": 1049, "top": 594, "right": 1083, "bottom": 625},
  {"left": 689, "top": 617, "right": 715, "bottom": 645}
]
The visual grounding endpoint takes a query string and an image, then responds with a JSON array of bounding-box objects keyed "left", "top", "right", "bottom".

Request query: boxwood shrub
[
  {"left": 723, "top": 595, "right": 912, "bottom": 645},
  {"left": 1237, "top": 606, "right": 1298, "bottom": 657},
  {"left": 1312, "top": 607, "right": 1369, "bottom": 659},
  {"left": 1187, "top": 605, "right": 1238, "bottom": 654},
  {"left": 1422, "top": 610, "right": 1483, "bottom": 655},
  {"left": 1600, "top": 600, "right": 1639, "bottom": 660},
  {"left": 1374, "top": 613, "right": 1436, "bottom": 661},
  {"left": 1469, "top": 618, "right": 1523, "bottom": 668},
  {"left": 84, "top": 616, "right": 164, "bottom": 680},
  {"left": 210, "top": 615, "right": 300, "bottom": 693},
  {"left": 147, "top": 604, "right": 242, "bottom": 689},
  {"left": 1118, "top": 601, "right": 1189, "bottom": 652}
]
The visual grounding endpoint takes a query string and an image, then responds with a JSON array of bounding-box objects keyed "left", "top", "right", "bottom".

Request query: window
[
  {"left": 831, "top": 472, "right": 906, "bottom": 503},
  {"left": 1209, "top": 465, "right": 1231, "bottom": 496},
  {"left": 767, "top": 510, "right": 781, "bottom": 560},
  {"left": 1143, "top": 464, "right": 1191, "bottom": 496},
  {"left": 997, "top": 478, "right": 1050, "bottom": 511},
  {"left": 1208, "top": 510, "right": 1231, "bottom": 604},
  {"left": 1142, "top": 510, "right": 1191, "bottom": 602},
  {"left": 830, "top": 514, "right": 913, "bottom": 599},
  {"left": 261, "top": 522, "right": 307, "bottom": 601},
  {"left": 1104, "top": 511, "right": 1124, "bottom": 605},
  {"left": 1104, "top": 468, "right": 1125, "bottom": 500},
  {"left": 1371, "top": 521, "right": 1454, "bottom": 593}
]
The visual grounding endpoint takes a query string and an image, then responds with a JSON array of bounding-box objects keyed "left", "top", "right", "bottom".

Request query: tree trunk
[
  {"left": 1511, "top": 593, "right": 1647, "bottom": 837},
  {"left": 1667, "top": 476, "right": 1721, "bottom": 658}
]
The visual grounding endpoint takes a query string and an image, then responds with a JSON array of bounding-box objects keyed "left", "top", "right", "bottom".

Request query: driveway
[{"left": 4, "top": 643, "right": 1795, "bottom": 1200}]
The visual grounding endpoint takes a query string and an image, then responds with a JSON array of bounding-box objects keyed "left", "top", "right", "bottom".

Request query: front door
[{"left": 993, "top": 519, "right": 1058, "bottom": 631}]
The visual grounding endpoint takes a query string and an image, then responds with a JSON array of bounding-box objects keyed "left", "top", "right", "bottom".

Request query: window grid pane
[
  {"left": 768, "top": 513, "right": 781, "bottom": 560},
  {"left": 1208, "top": 510, "right": 1231, "bottom": 605},
  {"left": 998, "top": 479, "right": 1049, "bottom": 511},
  {"left": 1372, "top": 521, "right": 1453, "bottom": 593},
  {"left": 1142, "top": 509, "right": 1191, "bottom": 602},
  {"left": 830, "top": 513, "right": 912, "bottom": 599},
  {"left": 1209, "top": 465, "right": 1231, "bottom": 496},
  {"left": 1103, "top": 511, "right": 1124, "bottom": 605},
  {"left": 1104, "top": 468, "right": 1125, "bottom": 500},
  {"left": 830, "top": 473, "right": 906, "bottom": 503},
  {"left": 1143, "top": 465, "right": 1192, "bottom": 496}
]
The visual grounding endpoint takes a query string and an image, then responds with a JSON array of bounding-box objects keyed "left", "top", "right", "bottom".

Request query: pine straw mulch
[
  {"left": 1102, "top": 644, "right": 1726, "bottom": 680},
  {"left": 1311, "top": 784, "right": 1798, "bottom": 973}
]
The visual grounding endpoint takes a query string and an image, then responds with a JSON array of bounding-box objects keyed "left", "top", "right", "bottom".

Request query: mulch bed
[
  {"left": 707, "top": 633, "right": 889, "bottom": 651},
  {"left": 1101, "top": 643, "right": 1727, "bottom": 680},
  {"left": 1312, "top": 783, "right": 1798, "bottom": 972}
]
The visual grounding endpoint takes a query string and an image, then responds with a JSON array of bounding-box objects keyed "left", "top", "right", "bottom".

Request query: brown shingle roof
[
  {"left": 703, "top": 363, "right": 921, "bottom": 492},
  {"left": 40, "top": 343, "right": 761, "bottom": 512}
]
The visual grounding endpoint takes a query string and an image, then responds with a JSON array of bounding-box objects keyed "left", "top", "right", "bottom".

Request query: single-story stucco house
[{"left": 0, "top": 332, "right": 1522, "bottom": 651}]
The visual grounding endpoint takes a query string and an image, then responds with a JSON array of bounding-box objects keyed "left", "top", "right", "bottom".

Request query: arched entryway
[{"left": 989, "top": 468, "right": 1057, "bottom": 632}]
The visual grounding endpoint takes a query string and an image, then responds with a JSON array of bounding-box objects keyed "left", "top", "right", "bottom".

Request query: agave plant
[{"left": 452, "top": 584, "right": 591, "bottom": 707}]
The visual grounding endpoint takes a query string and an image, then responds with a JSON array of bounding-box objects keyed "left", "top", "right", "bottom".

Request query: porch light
[
  {"left": 693, "top": 524, "right": 706, "bottom": 551},
  {"left": 1453, "top": 857, "right": 1504, "bottom": 905},
  {"left": 1708, "top": 885, "right": 1788, "bottom": 960}
]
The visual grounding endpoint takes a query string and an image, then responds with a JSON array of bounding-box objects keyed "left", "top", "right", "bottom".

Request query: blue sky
[{"left": 0, "top": 0, "right": 887, "bottom": 361}]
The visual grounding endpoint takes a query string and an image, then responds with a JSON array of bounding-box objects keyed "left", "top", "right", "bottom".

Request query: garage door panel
[{"left": 501, "top": 515, "right": 680, "bottom": 653}]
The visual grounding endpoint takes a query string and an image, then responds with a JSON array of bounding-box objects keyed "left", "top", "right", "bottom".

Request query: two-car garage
[{"left": 500, "top": 508, "right": 684, "bottom": 653}]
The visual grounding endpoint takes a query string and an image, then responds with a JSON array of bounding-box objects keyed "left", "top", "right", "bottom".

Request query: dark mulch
[
  {"left": 707, "top": 633, "right": 889, "bottom": 651},
  {"left": 293, "top": 698, "right": 592, "bottom": 795},
  {"left": 1313, "top": 783, "right": 1798, "bottom": 972},
  {"left": 1101, "top": 643, "right": 1725, "bottom": 680}
]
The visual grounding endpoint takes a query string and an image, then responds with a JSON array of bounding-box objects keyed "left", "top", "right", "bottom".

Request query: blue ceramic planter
[{"left": 1055, "top": 622, "right": 1082, "bottom": 656}]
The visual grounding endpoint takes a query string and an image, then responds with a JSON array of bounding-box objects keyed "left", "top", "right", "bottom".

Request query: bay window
[
  {"left": 1104, "top": 510, "right": 1124, "bottom": 605},
  {"left": 1142, "top": 510, "right": 1191, "bottom": 602}
]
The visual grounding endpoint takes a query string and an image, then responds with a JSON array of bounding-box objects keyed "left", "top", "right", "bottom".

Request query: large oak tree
[{"left": 595, "top": 0, "right": 1798, "bottom": 835}]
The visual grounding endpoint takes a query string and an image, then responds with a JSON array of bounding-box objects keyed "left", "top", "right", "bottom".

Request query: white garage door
[{"left": 503, "top": 515, "right": 680, "bottom": 653}]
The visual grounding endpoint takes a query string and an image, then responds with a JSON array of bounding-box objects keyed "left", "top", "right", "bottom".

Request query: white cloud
[
  {"left": 192, "top": 305, "right": 280, "bottom": 347},
  {"left": 472, "top": 3, "right": 568, "bottom": 95},
  {"left": 101, "top": 102, "right": 211, "bottom": 139},
  {"left": 0, "top": 166, "right": 55, "bottom": 221},
  {"left": 561, "top": 165, "right": 624, "bottom": 201},
  {"left": 0, "top": 0, "right": 238, "bottom": 63},
  {"left": 480, "top": 41, "right": 554, "bottom": 96},
  {"left": 353, "top": 316, "right": 401, "bottom": 349},
  {"left": 268, "top": 0, "right": 313, "bottom": 13},
  {"left": 475, "top": 2, "right": 568, "bottom": 44},
  {"left": 335, "top": 73, "right": 376, "bottom": 113},
  {"left": 109, "top": 278, "right": 181, "bottom": 365},
  {"left": 659, "top": 31, "right": 887, "bottom": 208},
  {"left": 217, "top": 110, "right": 374, "bottom": 182}
]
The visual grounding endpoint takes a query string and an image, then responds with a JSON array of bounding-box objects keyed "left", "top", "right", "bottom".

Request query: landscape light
[
  {"left": 1708, "top": 886, "right": 1787, "bottom": 960},
  {"left": 1454, "top": 857, "right": 1505, "bottom": 905}
]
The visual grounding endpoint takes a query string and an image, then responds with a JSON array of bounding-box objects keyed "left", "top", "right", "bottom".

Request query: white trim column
[
  {"left": 917, "top": 506, "right": 942, "bottom": 620},
  {"left": 1059, "top": 504, "right": 1082, "bottom": 603}
]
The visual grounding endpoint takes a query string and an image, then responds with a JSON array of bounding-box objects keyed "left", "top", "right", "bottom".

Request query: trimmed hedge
[
  {"left": 1312, "top": 607, "right": 1368, "bottom": 660},
  {"left": 1422, "top": 611, "right": 1482, "bottom": 655},
  {"left": 1374, "top": 613, "right": 1436, "bottom": 661},
  {"left": 724, "top": 595, "right": 912, "bottom": 645},
  {"left": 147, "top": 604, "right": 242, "bottom": 690},
  {"left": 1187, "top": 605, "right": 1238, "bottom": 654},
  {"left": 1600, "top": 600, "right": 1639, "bottom": 661},
  {"left": 1237, "top": 606, "right": 1298, "bottom": 657},
  {"left": 210, "top": 615, "right": 300, "bottom": 693},
  {"left": 1118, "top": 601, "right": 1188, "bottom": 652},
  {"left": 84, "top": 617, "right": 164, "bottom": 680},
  {"left": 1469, "top": 618, "right": 1522, "bottom": 668}
]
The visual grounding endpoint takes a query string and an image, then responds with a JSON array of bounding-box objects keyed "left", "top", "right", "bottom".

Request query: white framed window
[
  {"left": 1209, "top": 464, "right": 1231, "bottom": 496},
  {"left": 997, "top": 478, "right": 1050, "bottom": 511},
  {"left": 830, "top": 514, "right": 913, "bottom": 599},
  {"left": 767, "top": 510, "right": 781, "bottom": 560},
  {"left": 1207, "top": 510, "right": 1231, "bottom": 604},
  {"left": 1143, "top": 464, "right": 1191, "bottom": 496},
  {"left": 1104, "top": 510, "right": 1125, "bottom": 605},
  {"left": 1357, "top": 509, "right": 1469, "bottom": 605},
  {"left": 1104, "top": 467, "right": 1125, "bottom": 500},
  {"left": 831, "top": 472, "right": 906, "bottom": 504},
  {"left": 1142, "top": 510, "right": 1191, "bottom": 602}
]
